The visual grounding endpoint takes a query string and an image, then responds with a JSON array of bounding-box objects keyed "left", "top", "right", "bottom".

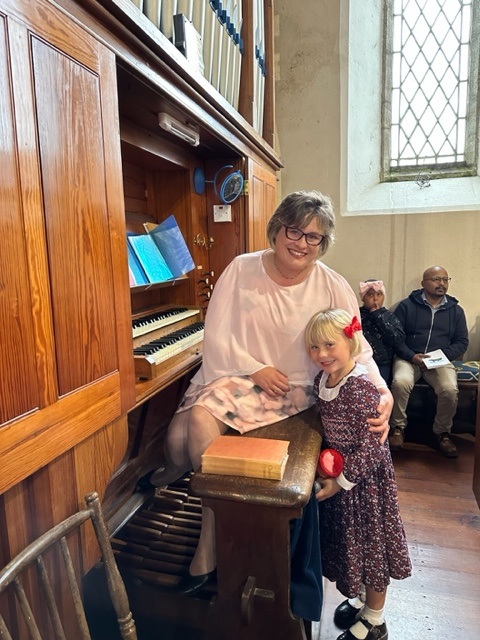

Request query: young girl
[
  {"left": 305, "top": 309, "right": 411, "bottom": 640},
  {"left": 359, "top": 280, "right": 405, "bottom": 386}
]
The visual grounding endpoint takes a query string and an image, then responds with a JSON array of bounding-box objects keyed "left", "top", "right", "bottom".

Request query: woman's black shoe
[
  {"left": 333, "top": 600, "right": 362, "bottom": 629},
  {"left": 177, "top": 570, "right": 216, "bottom": 596}
]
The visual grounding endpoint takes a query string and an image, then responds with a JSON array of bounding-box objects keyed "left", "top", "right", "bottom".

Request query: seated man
[{"left": 389, "top": 266, "right": 468, "bottom": 458}]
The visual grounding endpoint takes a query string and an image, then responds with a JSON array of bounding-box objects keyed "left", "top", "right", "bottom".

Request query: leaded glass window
[{"left": 382, "top": 0, "right": 480, "bottom": 181}]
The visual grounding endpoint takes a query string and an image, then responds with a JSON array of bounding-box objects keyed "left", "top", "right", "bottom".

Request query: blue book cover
[
  {"left": 127, "top": 234, "right": 174, "bottom": 283},
  {"left": 148, "top": 214, "right": 195, "bottom": 278},
  {"left": 127, "top": 239, "right": 148, "bottom": 285}
]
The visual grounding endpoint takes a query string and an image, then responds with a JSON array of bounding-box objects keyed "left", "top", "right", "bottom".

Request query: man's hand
[
  {"left": 315, "top": 477, "right": 341, "bottom": 501},
  {"left": 368, "top": 387, "right": 393, "bottom": 444},
  {"left": 412, "top": 353, "right": 429, "bottom": 370},
  {"left": 250, "top": 367, "right": 290, "bottom": 397}
]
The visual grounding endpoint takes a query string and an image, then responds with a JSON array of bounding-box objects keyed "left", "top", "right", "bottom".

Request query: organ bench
[{"left": 190, "top": 405, "right": 322, "bottom": 640}]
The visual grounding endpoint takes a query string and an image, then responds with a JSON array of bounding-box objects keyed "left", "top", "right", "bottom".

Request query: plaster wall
[{"left": 274, "top": 0, "right": 480, "bottom": 359}]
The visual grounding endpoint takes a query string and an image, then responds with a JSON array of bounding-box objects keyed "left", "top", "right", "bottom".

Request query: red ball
[{"left": 318, "top": 448, "right": 344, "bottom": 478}]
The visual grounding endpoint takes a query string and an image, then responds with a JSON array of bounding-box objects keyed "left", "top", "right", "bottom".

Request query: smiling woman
[{"left": 148, "top": 189, "right": 393, "bottom": 608}]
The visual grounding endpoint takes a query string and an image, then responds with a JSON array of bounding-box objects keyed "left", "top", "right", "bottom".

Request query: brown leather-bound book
[{"left": 201, "top": 436, "right": 289, "bottom": 480}]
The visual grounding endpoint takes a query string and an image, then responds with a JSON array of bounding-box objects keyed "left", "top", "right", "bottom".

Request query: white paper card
[{"left": 423, "top": 349, "right": 449, "bottom": 369}]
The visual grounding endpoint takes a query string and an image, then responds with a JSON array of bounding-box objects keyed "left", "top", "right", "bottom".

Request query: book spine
[{"left": 202, "top": 459, "right": 283, "bottom": 480}]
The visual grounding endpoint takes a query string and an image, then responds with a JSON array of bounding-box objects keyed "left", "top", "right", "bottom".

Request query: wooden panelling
[
  {"left": 0, "top": 15, "right": 41, "bottom": 424},
  {"left": 0, "top": 0, "right": 134, "bottom": 496},
  {"left": 0, "top": 1, "right": 281, "bottom": 636},
  {"left": 246, "top": 157, "right": 278, "bottom": 252},
  {"left": 33, "top": 38, "right": 118, "bottom": 394}
]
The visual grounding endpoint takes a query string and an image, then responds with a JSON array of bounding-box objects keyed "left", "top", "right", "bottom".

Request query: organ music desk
[{"left": 190, "top": 406, "right": 322, "bottom": 640}]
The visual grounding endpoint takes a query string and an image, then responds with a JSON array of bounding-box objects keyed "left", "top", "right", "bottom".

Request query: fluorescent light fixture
[{"left": 158, "top": 112, "right": 200, "bottom": 147}]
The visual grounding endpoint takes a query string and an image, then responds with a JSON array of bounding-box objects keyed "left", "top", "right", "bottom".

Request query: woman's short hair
[
  {"left": 267, "top": 190, "right": 336, "bottom": 258},
  {"left": 305, "top": 308, "right": 362, "bottom": 358}
]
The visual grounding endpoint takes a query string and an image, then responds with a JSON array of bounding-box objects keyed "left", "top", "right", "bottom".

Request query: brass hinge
[{"left": 243, "top": 180, "right": 249, "bottom": 196}]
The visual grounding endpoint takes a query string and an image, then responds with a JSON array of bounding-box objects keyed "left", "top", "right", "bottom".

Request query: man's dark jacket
[{"left": 393, "top": 289, "right": 468, "bottom": 362}]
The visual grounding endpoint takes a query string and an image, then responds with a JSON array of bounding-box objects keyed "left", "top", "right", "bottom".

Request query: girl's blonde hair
[{"left": 305, "top": 308, "right": 362, "bottom": 357}]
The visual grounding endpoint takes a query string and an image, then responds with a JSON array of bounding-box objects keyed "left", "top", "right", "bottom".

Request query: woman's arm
[{"left": 368, "top": 387, "right": 393, "bottom": 444}]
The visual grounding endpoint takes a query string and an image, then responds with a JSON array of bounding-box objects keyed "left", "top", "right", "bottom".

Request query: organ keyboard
[{"left": 132, "top": 306, "right": 204, "bottom": 381}]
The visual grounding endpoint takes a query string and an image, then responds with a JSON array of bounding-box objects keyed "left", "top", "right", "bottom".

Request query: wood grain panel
[
  {"left": 97, "top": 43, "right": 136, "bottom": 413},
  {"left": 0, "top": 482, "right": 38, "bottom": 639},
  {"left": 262, "top": 0, "right": 275, "bottom": 147},
  {"left": 7, "top": 18, "right": 59, "bottom": 410},
  {"left": 238, "top": 0, "right": 255, "bottom": 125},
  {"left": 0, "top": 0, "right": 100, "bottom": 72},
  {"left": 33, "top": 38, "right": 118, "bottom": 394},
  {"left": 0, "top": 15, "right": 40, "bottom": 424},
  {"left": 0, "top": 373, "right": 121, "bottom": 494},
  {"left": 246, "top": 157, "right": 278, "bottom": 252}
]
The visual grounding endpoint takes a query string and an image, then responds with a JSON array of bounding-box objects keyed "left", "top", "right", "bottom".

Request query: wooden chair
[{"left": 0, "top": 492, "right": 137, "bottom": 640}]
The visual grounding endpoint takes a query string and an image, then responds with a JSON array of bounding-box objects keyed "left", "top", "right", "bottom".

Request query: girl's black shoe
[
  {"left": 337, "top": 618, "right": 388, "bottom": 640},
  {"left": 333, "top": 600, "right": 361, "bottom": 629}
]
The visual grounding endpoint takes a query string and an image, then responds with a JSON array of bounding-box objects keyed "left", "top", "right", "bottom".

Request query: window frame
[
  {"left": 339, "top": 0, "right": 480, "bottom": 216},
  {"left": 381, "top": 0, "right": 480, "bottom": 183}
]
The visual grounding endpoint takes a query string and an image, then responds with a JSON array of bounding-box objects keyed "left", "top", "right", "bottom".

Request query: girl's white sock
[
  {"left": 362, "top": 605, "right": 385, "bottom": 626},
  {"left": 348, "top": 583, "right": 366, "bottom": 610}
]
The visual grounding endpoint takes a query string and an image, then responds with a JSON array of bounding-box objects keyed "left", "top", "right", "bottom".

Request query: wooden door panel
[
  {"left": 205, "top": 159, "right": 246, "bottom": 279},
  {"left": 246, "top": 158, "right": 278, "bottom": 253},
  {"left": 33, "top": 38, "right": 117, "bottom": 395},
  {"left": 0, "top": 0, "right": 134, "bottom": 491},
  {"left": 0, "top": 15, "right": 40, "bottom": 424}
]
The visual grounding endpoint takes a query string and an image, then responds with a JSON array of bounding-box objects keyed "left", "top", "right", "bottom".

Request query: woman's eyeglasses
[
  {"left": 284, "top": 225, "right": 324, "bottom": 246},
  {"left": 426, "top": 277, "right": 451, "bottom": 284}
]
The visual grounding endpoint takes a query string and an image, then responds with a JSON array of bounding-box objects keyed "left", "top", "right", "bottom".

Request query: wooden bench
[
  {"left": 190, "top": 405, "right": 322, "bottom": 640},
  {"left": 406, "top": 376, "right": 478, "bottom": 441}
]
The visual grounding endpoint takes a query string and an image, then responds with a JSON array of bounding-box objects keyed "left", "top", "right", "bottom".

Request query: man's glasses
[
  {"left": 426, "top": 277, "right": 451, "bottom": 284},
  {"left": 284, "top": 225, "right": 324, "bottom": 246}
]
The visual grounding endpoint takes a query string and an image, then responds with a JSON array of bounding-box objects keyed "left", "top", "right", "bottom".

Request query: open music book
[
  {"left": 145, "top": 215, "right": 195, "bottom": 278},
  {"left": 127, "top": 233, "right": 173, "bottom": 284},
  {"left": 128, "top": 215, "right": 195, "bottom": 286},
  {"left": 201, "top": 435, "right": 289, "bottom": 480}
]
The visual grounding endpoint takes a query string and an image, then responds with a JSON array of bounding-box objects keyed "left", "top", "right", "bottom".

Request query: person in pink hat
[{"left": 359, "top": 279, "right": 405, "bottom": 386}]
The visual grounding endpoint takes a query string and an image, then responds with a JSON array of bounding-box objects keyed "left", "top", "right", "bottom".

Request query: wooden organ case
[{"left": 0, "top": 0, "right": 280, "bottom": 637}]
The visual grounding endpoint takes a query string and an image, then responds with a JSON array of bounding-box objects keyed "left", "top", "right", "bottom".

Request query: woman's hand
[
  {"left": 250, "top": 367, "right": 290, "bottom": 397},
  {"left": 367, "top": 387, "right": 393, "bottom": 444},
  {"left": 315, "top": 477, "right": 341, "bottom": 501}
]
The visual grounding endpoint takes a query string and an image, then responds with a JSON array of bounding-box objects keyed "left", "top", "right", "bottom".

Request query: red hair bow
[{"left": 344, "top": 315, "right": 362, "bottom": 338}]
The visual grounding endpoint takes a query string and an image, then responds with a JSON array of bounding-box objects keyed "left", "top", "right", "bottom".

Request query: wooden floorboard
[
  {"left": 315, "top": 434, "right": 480, "bottom": 640},
  {"left": 87, "top": 434, "right": 479, "bottom": 639}
]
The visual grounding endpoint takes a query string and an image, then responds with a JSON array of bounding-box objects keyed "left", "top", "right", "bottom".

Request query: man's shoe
[
  {"left": 389, "top": 427, "right": 404, "bottom": 451},
  {"left": 436, "top": 433, "right": 458, "bottom": 458},
  {"left": 337, "top": 618, "right": 388, "bottom": 640},
  {"left": 333, "top": 600, "right": 362, "bottom": 629}
]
